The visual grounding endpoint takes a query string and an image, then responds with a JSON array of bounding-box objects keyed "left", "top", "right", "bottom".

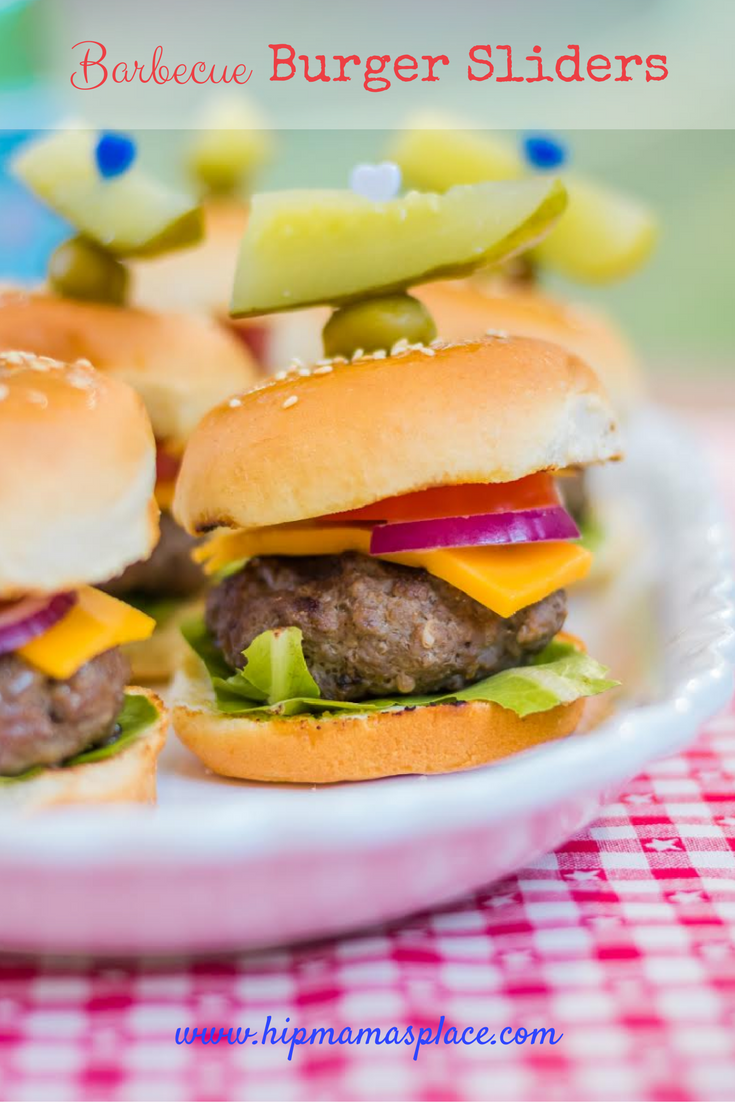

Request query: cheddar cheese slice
[
  {"left": 197, "top": 525, "right": 592, "bottom": 618},
  {"left": 18, "top": 587, "right": 155, "bottom": 680},
  {"left": 195, "top": 525, "right": 373, "bottom": 573},
  {"left": 387, "top": 542, "right": 591, "bottom": 618}
]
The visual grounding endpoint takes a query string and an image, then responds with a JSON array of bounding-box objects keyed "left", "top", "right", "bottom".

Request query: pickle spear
[
  {"left": 12, "top": 129, "right": 203, "bottom": 258},
  {"left": 534, "top": 176, "right": 657, "bottom": 284},
  {"left": 390, "top": 115, "right": 523, "bottom": 191},
  {"left": 388, "top": 122, "right": 656, "bottom": 285},
  {"left": 230, "top": 177, "right": 567, "bottom": 317}
]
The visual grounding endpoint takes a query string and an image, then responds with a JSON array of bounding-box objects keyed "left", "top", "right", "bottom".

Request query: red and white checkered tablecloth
[{"left": 1, "top": 406, "right": 734, "bottom": 1102}]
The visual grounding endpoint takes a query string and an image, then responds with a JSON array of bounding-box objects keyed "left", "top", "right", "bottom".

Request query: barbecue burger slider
[
  {"left": 8, "top": 127, "right": 260, "bottom": 679},
  {"left": 415, "top": 280, "right": 642, "bottom": 418},
  {"left": 171, "top": 335, "right": 621, "bottom": 784},
  {"left": 0, "top": 290, "right": 259, "bottom": 680},
  {"left": 0, "top": 351, "right": 167, "bottom": 810}
]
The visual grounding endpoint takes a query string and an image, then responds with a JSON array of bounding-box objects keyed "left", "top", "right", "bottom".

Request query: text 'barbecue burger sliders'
[
  {"left": 172, "top": 334, "right": 622, "bottom": 784},
  {"left": 0, "top": 352, "right": 167, "bottom": 811}
]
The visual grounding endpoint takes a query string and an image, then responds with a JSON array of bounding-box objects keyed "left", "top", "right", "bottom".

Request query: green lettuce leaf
[
  {"left": 0, "top": 764, "right": 44, "bottom": 786},
  {"left": 65, "top": 693, "right": 158, "bottom": 766},
  {"left": 0, "top": 693, "right": 158, "bottom": 785},
  {"left": 182, "top": 618, "right": 619, "bottom": 720},
  {"left": 577, "top": 514, "right": 605, "bottom": 554},
  {"left": 181, "top": 618, "right": 369, "bottom": 717}
]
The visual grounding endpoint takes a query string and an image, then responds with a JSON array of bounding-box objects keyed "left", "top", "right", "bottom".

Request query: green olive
[
  {"left": 323, "top": 294, "right": 437, "bottom": 360},
  {"left": 48, "top": 236, "right": 129, "bottom": 306}
]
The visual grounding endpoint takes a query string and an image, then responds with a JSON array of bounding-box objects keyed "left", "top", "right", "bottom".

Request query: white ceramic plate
[{"left": 1, "top": 408, "right": 733, "bottom": 956}]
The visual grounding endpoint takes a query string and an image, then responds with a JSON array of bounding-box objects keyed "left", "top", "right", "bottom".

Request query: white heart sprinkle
[{"left": 350, "top": 161, "right": 401, "bottom": 202}]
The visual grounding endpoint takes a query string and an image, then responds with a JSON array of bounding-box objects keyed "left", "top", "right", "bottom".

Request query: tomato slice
[
  {"left": 325, "top": 473, "right": 560, "bottom": 524},
  {"left": 155, "top": 444, "right": 181, "bottom": 485}
]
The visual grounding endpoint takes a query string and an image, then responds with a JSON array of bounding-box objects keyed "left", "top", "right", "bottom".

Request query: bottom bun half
[
  {"left": 172, "top": 654, "right": 585, "bottom": 785},
  {"left": 0, "top": 688, "right": 167, "bottom": 813}
]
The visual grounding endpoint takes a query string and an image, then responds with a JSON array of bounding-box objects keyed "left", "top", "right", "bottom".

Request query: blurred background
[{"left": 0, "top": 0, "right": 733, "bottom": 385}]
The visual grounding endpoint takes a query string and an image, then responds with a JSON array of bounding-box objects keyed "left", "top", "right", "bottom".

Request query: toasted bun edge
[
  {"left": 0, "top": 688, "right": 168, "bottom": 813},
  {"left": 174, "top": 334, "right": 622, "bottom": 532},
  {"left": 171, "top": 653, "right": 584, "bottom": 784}
]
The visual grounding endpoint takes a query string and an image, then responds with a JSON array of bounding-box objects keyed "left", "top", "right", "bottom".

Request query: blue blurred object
[
  {"left": 95, "top": 132, "right": 137, "bottom": 179},
  {"left": 522, "top": 134, "right": 568, "bottom": 171},
  {"left": 0, "top": 131, "right": 70, "bottom": 283}
]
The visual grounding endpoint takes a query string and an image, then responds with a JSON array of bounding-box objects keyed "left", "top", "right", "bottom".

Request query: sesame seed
[
  {"left": 0, "top": 383, "right": 8, "bottom": 400},
  {"left": 274, "top": 370, "right": 289, "bottom": 381},
  {"left": 282, "top": 395, "right": 299, "bottom": 409},
  {"left": 68, "top": 373, "right": 95, "bottom": 390},
  {"left": 351, "top": 348, "right": 365, "bottom": 362},
  {"left": 486, "top": 328, "right": 510, "bottom": 339},
  {"left": 228, "top": 397, "right": 242, "bottom": 408},
  {"left": 27, "top": 390, "right": 48, "bottom": 407},
  {"left": 1, "top": 351, "right": 68, "bottom": 373},
  {"left": 289, "top": 357, "right": 305, "bottom": 370},
  {"left": 371, "top": 349, "right": 387, "bottom": 359},
  {"left": 390, "top": 338, "right": 410, "bottom": 355},
  {"left": 313, "top": 365, "right": 333, "bottom": 375},
  {"left": 297, "top": 367, "right": 311, "bottom": 377}
]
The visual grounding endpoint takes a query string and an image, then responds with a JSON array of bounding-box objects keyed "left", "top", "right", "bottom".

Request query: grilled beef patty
[
  {"left": 103, "top": 511, "right": 203, "bottom": 601},
  {"left": 206, "top": 552, "right": 566, "bottom": 702},
  {"left": 0, "top": 648, "right": 128, "bottom": 776}
]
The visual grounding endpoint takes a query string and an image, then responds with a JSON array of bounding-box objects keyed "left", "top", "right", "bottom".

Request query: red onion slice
[
  {"left": 369, "top": 507, "right": 580, "bottom": 555},
  {"left": 228, "top": 320, "right": 269, "bottom": 364},
  {"left": 0, "top": 591, "right": 78, "bottom": 656}
]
